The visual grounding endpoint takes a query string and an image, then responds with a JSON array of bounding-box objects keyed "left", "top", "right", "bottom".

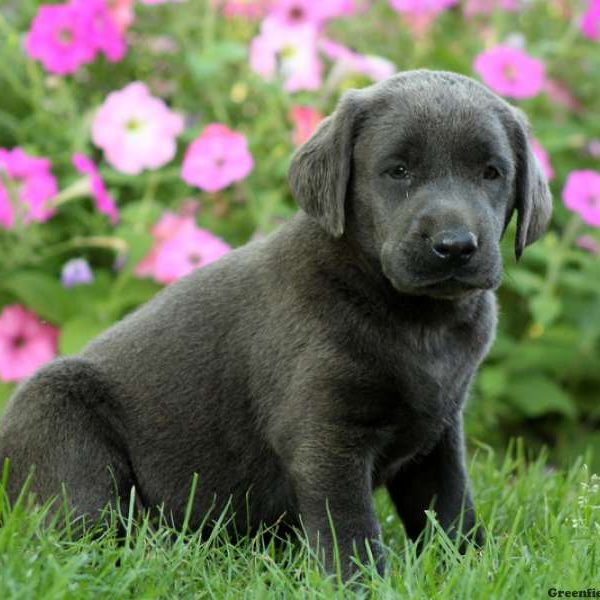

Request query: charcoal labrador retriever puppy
[{"left": 0, "top": 70, "right": 551, "bottom": 578}]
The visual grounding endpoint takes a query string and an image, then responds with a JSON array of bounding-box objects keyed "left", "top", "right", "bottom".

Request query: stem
[
  {"left": 541, "top": 213, "right": 581, "bottom": 297},
  {"left": 49, "top": 177, "right": 91, "bottom": 208}
]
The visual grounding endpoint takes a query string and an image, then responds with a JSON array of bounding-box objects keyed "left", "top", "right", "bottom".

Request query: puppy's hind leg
[{"left": 0, "top": 357, "right": 133, "bottom": 528}]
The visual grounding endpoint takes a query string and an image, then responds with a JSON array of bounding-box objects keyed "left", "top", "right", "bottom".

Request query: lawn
[{"left": 1, "top": 443, "right": 598, "bottom": 599}]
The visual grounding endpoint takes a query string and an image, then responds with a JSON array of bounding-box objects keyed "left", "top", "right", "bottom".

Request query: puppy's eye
[
  {"left": 483, "top": 165, "right": 501, "bottom": 180},
  {"left": 387, "top": 165, "right": 409, "bottom": 180}
]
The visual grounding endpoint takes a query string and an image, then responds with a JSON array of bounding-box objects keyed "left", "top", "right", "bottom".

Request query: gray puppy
[{"left": 0, "top": 70, "right": 551, "bottom": 578}]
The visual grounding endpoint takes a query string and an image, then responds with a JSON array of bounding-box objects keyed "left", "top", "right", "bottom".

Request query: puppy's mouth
[{"left": 384, "top": 270, "right": 501, "bottom": 299}]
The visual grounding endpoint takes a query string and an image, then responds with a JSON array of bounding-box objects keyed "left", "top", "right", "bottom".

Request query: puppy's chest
[{"left": 339, "top": 320, "right": 480, "bottom": 440}]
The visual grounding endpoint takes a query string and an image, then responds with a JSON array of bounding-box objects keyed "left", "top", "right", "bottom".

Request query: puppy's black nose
[{"left": 431, "top": 230, "right": 478, "bottom": 263}]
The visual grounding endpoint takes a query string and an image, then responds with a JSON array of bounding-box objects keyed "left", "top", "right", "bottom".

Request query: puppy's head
[{"left": 289, "top": 70, "right": 552, "bottom": 299}]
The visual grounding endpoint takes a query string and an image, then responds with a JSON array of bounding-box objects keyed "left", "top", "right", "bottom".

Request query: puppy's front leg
[
  {"left": 386, "top": 414, "right": 483, "bottom": 550},
  {"left": 290, "top": 442, "right": 383, "bottom": 579}
]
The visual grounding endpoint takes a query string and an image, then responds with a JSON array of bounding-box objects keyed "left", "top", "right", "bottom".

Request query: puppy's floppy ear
[
  {"left": 508, "top": 108, "right": 553, "bottom": 260},
  {"left": 288, "top": 90, "right": 362, "bottom": 238}
]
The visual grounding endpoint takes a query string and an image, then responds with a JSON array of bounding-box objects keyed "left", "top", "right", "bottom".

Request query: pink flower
[
  {"left": 153, "top": 225, "right": 231, "bottom": 284},
  {"left": 530, "top": 139, "right": 554, "bottom": 182},
  {"left": 463, "top": 0, "right": 519, "bottom": 17},
  {"left": 250, "top": 19, "right": 322, "bottom": 92},
  {"left": 576, "top": 235, "right": 600, "bottom": 255},
  {"left": 25, "top": 3, "right": 96, "bottom": 75},
  {"left": 563, "top": 170, "right": 600, "bottom": 228},
  {"left": 266, "top": 0, "right": 326, "bottom": 28},
  {"left": 289, "top": 106, "right": 323, "bottom": 147},
  {"left": 25, "top": 0, "right": 126, "bottom": 75},
  {"left": 72, "top": 0, "right": 126, "bottom": 62},
  {"left": 72, "top": 154, "right": 119, "bottom": 224},
  {"left": 543, "top": 79, "right": 583, "bottom": 113},
  {"left": 0, "top": 148, "right": 57, "bottom": 229},
  {"left": 581, "top": 0, "right": 600, "bottom": 41},
  {"left": 320, "top": 39, "right": 396, "bottom": 82},
  {"left": 389, "top": 0, "right": 457, "bottom": 15},
  {"left": 473, "top": 45, "right": 546, "bottom": 99},
  {"left": 0, "top": 305, "right": 59, "bottom": 382},
  {"left": 181, "top": 124, "right": 253, "bottom": 193},
  {"left": 106, "top": 0, "right": 136, "bottom": 31},
  {"left": 221, "top": 0, "right": 271, "bottom": 19},
  {"left": 135, "top": 212, "right": 231, "bottom": 284},
  {"left": 92, "top": 82, "right": 184, "bottom": 175}
]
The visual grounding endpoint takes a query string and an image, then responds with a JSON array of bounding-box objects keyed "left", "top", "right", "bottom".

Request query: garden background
[
  {"left": 1, "top": 0, "right": 600, "bottom": 597},
  {"left": 2, "top": 0, "right": 600, "bottom": 468}
]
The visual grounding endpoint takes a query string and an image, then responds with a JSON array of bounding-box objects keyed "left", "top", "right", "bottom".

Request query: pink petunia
[
  {"left": 473, "top": 45, "right": 546, "bottom": 99},
  {"left": 389, "top": 0, "right": 458, "bottom": 15},
  {"left": 181, "top": 124, "right": 253, "bottom": 193},
  {"left": 530, "top": 138, "right": 554, "bottom": 182},
  {"left": 135, "top": 212, "right": 231, "bottom": 284},
  {"left": 72, "top": 154, "right": 119, "bottom": 224},
  {"left": 72, "top": 0, "right": 126, "bottom": 62},
  {"left": 576, "top": 235, "right": 600, "bottom": 255},
  {"left": 563, "top": 170, "right": 600, "bottom": 228},
  {"left": 250, "top": 18, "right": 322, "bottom": 92},
  {"left": 581, "top": 0, "right": 600, "bottom": 41},
  {"left": 25, "top": 2, "right": 96, "bottom": 75},
  {"left": 221, "top": 0, "right": 271, "bottom": 19},
  {"left": 106, "top": 0, "right": 136, "bottom": 31},
  {"left": 153, "top": 225, "right": 231, "bottom": 284},
  {"left": 289, "top": 106, "right": 323, "bottom": 147},
  {"left": 0, "top": 148, "right": 57, "bottom": 229},
  {"left": 0, "top": 305, "right": 59, "bottom": 382},
  {"left": 92, "top": 82, "right": 184, "bottom": 175},
  {"left": 320, "top": 38, "right": 396, "bottom": 82},
  {"left": 463, "top": 0, "right": 519, "bottom": 17}
]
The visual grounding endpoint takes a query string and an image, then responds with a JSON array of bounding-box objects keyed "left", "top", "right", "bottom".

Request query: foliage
[{"left": 0, "top": 0, "right": 599, "bottom": 462}]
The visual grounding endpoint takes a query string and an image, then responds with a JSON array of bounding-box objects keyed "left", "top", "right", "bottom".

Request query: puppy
[{"left": 0, "top": 70, "right": 551, "bottom": 578}]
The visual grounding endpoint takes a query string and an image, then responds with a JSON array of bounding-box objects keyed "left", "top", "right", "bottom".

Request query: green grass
[{"left": 0, "top": 442, "right": 598, "bottom": 599}]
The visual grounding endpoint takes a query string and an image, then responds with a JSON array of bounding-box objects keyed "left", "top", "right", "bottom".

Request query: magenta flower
[
  {"left": 61, "top": 258, "right": 94, "bottom": 288},
  {"left": 92, "top": 82, "right": 184, "bottom": 175},
  {"left": 0, "top": 305, "right": 59, "bottom": 382},
  {"left": 463, "top": 0, "right": 519, "bottom": 17},
  {"left": 72, "top": 0, "right": 126, "bottom": 62},
  {"left": 135, "top": 212, "right": 231, "bottom": 284},
  {"left": 289, "top": 106, "right": 324, "bottom": 147},
  {"left": 250, "top": 19, "right": 322, "bottom": 92},
  {"left": 0, "top": 148, "right": 57, "bottom": 229},
  {"left": 182, "top": 124, "right": 253, "bottom": 193},
  {"left": 25, "top": 0, "right": 126, "bottom": 75},
  {"left": 389, "top": 0, "right": 458, "bottom": 15},
  {"left": 581, "top": 0, "right": 600, "bottom": 41},
  {"left": 25, "top": 2, "right": 96, "bottom": 75},
  {"left": 473, "top": 45, "right": 546, "bottom": 99},
  {"left": 266, "top": 0, "right": 326, "bottom": 28},
  {"left": 563, "top": 170, "right": 600, "bottom": 228},
  {"left": 530, "top": 138, "right": 554, "bottom": 182},
  {"left": 72, "top": 154, "right": 119, "bottom": 224}
]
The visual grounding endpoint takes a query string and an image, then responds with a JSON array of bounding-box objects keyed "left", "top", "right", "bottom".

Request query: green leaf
[
  {"left": 0, "top": 381, "right": 15, "bottom": 413},
  {"left": 477, "top": 366, "right": 507, "bottom": 400},
  {"left": 504, "top": 375, "right": 577, "bottom": 419},
  {"left": 529, "top": 294, "right": 562, "bottom": 327},
  {"left": 59, "top": 316, "right": 109, "bottom": 355},
  {"left": 1, "top": 272, "right": 76, "bottom": 324},
  {"left": 186, "top": 42, "right": 247, "bottom": 82}
]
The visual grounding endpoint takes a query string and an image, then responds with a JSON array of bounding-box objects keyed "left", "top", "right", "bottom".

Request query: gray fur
[{"left": 0, "top": 70, "right": 551, "bottom": 578}]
